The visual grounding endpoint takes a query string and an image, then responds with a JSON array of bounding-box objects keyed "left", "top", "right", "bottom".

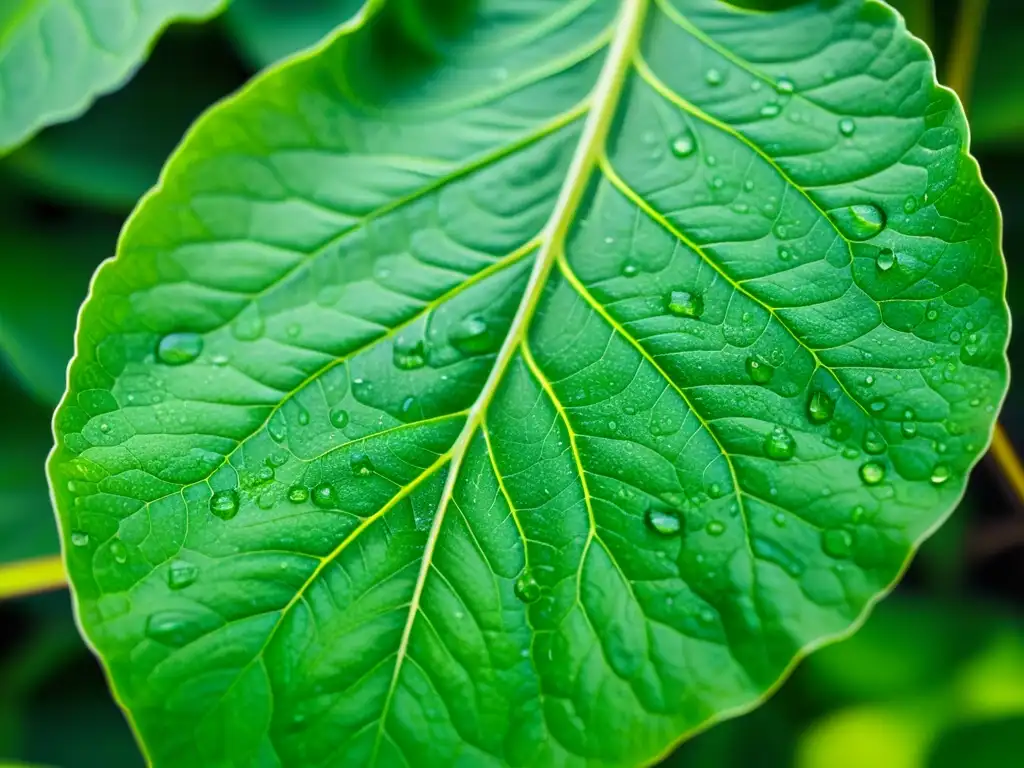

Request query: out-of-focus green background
[{"left": 1, "top": 1, "right": 1022, "bottom": 766}]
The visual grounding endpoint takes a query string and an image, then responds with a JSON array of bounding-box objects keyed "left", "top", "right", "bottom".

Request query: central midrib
[{"left": 369, "top": 0, "right": 651, "bottom": 760}]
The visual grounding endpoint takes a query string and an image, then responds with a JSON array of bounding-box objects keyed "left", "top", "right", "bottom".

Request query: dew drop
[
  {"left": 257, "top": 466, "right": 274, "bottom": 483},
  {"left": 110, "top": 539, "right": 128, "bottom": 564},
  {"left": 838, "top": 118, "right": 856, "bottom": 137},
  {"left": 296, "top": 407, "right": 310, "bottom": 427},
  {"left": 775, "top": 76, "right": 795, "bottom": 94},
  {"left": 705, "top": 68, "right": 723, "bottom": 86},
  {"left": 645, "top": 507, "right": 683, "bottom": 536},
  {"left": 312, "top": 482, "right": 337, "bottom": 509},
  {"left": 156, "top": 333, "right": 203, "bottom": 366},
  {"left": 450, "top": 315, "right": 492, "bottom": 355},
  {"left": 145, "top": 612, "right": 194, "bottom": 647},
  {"left": 760, "top": 103, "right": 781, "bottom": 118},
  {"left": 807, "top": 390, "right": 835, "bottom": 424},
  {"left": 903, "top": 195, "right": 919, "bottom": 214},
  {"left": 926, "top": 309, "right": 938, "bottom": 321},
  {"left": 859, "top": 461, "right": 886, "bottom": 485},
  {"left": 210, "top": 490, "right": 240, "bottom": 519},
  {"left": 514, "top": 570, "right": 542, "bottom": 603},
  {"left": 832, "top": 203, "right": 886, "bottom": 241},
  {"left": 329, "top": 407, "right": 349, "bottom": 430},
  {"left": 930, "top": 464, "right": 951, "bottom": 485},
  {"left": 231, "top": 311, "right": 265, "bottom": 341},
  {"left": 350, "top": 451, "right": 374, "bottom": 477},
  {"left": 764, "top": 426, "right": 796, "bottom": 461},
  {"left": 863, "top": 430, "right": 887, "bottom": 455},
  {"left": 393, "top": 339, "right": 426, "bottom": 370},
  {"left": 167, "top": 560, "right": 198, "bottom": 590},
  {"left": 268, "top": 412, "right": 287, "bottom": 443},
  {"left": 670, "top": 133, "right": 696, "bottom": 158},
  {"left": 901, "top": 421, "right": 917, "bottom": 439},
  {"left": 70, "top": 530, "right": 90, "bottom": 547},
  {"left": 876, "top": 247, "right": 897, "bottom": 272},
  {"left": 666, "top": 290, "right": 704, "bottom": 319},
  {"left": 746, "top": 355, "right": 775, "bottom": 384},
  {"left": 706, "top": 520, "right": 726, "bottom": 537},
  {"left": 773, "top": 512, "right": 786, "bottom": 527},
  {"left": 869, "top": 399, "right": 887, "bottom": 413},
  {"left": 288, "top": 485, "right": 309, "bottom": 504},
  {"left": 821, "top": 529, "right": 854, "bottom": 559},
  {"left": 622, "top": 261, "right": 640, "bottom": 277}
]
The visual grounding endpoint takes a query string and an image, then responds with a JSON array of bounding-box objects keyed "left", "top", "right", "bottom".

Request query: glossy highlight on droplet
[
  {"left": 210, "top": 490, "right": 240, "bottom": 520},
  {"left": 764, "top": 426, "right": 796, "bottom": 461},
  {"left": 832, "top": 203, "right": 886, "bottom": 241},
  {"left": 666, "top": 290, "right": 704, "bottom": 319},
  {"left": 514, "top": 570, "right": 542, "bottom": 603},
  {"left": 645, "top": 506, "right": 683, "bottom": 536},
  {"left": 156, "top": 332, "right": 203, "bottom": 366}
]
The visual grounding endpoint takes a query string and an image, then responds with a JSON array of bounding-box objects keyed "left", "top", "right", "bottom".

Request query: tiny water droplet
[
  {"left": 833, "top": 203, "right": 886, "bottom": 241},
  {"left": 394, "top": 339, "right": 426, "bottom": 370},
  {"left": 232, "top": 312, "right": 265, "bottom": 341},
  {"left": 706, "top": 520, "right": 726, "bottom": 537},
  {"left": 859, "top": 461, "right": 886, "bottom": 485},
  {"left": 926, "top": 309, "right": 938, "bottom": 321},
  {"left": 110, "top": 539, "right": 128, "bottom": 564},
  {"left": 350, "top": 451, "right": 374, "bottom": 477},
  {"left": 930, "top": 464, "right": 950, "bottom": 485},
  {"left": 875, "top": 247, "right": 897, "bottom": 272},
  {"left": 666, "top": 290, "right": 704, "bottom": 319},
  {"left": 760, "top": 103, "right": 781, "bottom": 118},
  {"left": 622, "top": 261, "right": 640, "bottom": 277},
  {"left": 156, "top": 333, "right": 203, "bottom": 366},
  {"left": 705, "top": 68, "right": 723, "bottom": 86},
  {"left": 744, "top": 179, "right": 755, "bottom": 192},
  {"left": 167, "top": 560, "right": 198, "bottom": 590},
  {"left": 145, "top": 612, "right": 193, "bottom": 647},
  {"left": 450, "top": 315, "right": 492, "bottom": 355},
  {"left": 838, "top": 118, "right": 856, "bottom": 137},
  {"left": 210, "top": 490, "right": 240, "bottom": 520},
  {"left": 257, "top": 466, "right": 274, "bottom": 483},
  {"left": 949, "top": 330, "right": 962, "bottom": 343},
  {"left": 71, "top": 530, "right": 90, "bottom": 547},
  {"left": 608, "top": 420, "right": 618, "bottom": 431},
  {"left": 807, "top": 390, "right": 835, "bottom": 424},
  {"left": 903, "top": 195, "right": 919, "bottom": 214},
  {"left": 312, "top": 482, "right": 337, "bottom": 509},
  {"left": 865, "top": 374, "right": 875, "bottom": 386},
  {"left": 821, "top": 529, "right": 854, "bottom": 559},
  {"left": 901, "top": 421, "right": 917, "bottom": 439},
  {"left": 863, "top": 430, "right": 886, "bottom": 454},
  {"left": 268, "top": 412, "right": 287, "bottom": 443},
  {"left": 288, "top": 485, "right": 309, "bottom": 504},
  {"left": 329, "top": 407, "right": 349, "bottom": 429},
  {"left": 869, "top": 399, "right": 887, "bottom": 413},
  {"left": 775, "top": 76, "right": 795, "bottom": 94},
  {"left": 645, "top": 507, "right": 683, "bottom": 536},
  {"left": 514, "top": 570, "right": 542, "bottom": 603},
  {"left": 746, "top": 355, "right": 775, "bottom": 384},
  {"left": 670, "top": 133, "right": 696, "bottom": 158},
  {"left": 773, "top": 512, "right": 786, "bottom": 527},
  {"left": 764, "top": 426, "right": 796, "bottom": 461}
]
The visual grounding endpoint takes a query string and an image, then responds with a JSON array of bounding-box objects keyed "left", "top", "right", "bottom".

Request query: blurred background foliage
[{"left": 0, "top": 0, "right": 1022, "bottom": 765}]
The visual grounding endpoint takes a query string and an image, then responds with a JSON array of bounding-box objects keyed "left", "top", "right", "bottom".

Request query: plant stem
[
  {"left": 945, "top": 0, "right": 988, "bottom": 110},
  {"left": 0, "top": 555, "right": 66, "bottom": 600}
]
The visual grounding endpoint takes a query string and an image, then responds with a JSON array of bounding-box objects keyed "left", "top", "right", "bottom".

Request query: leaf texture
[
  {"left": 0, "top": 0, "right": 225, "bottom": 152},
  {"left": 49, "top": 1, "right": 1009, "bottom": 765}
]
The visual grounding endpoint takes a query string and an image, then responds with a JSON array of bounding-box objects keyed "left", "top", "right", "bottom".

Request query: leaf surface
[
  {"left": 49, "top": 0, "right": 1009, "bottom": 765},
  {"left": 0, "top": 0, "right": 226, "bottom": 152}
]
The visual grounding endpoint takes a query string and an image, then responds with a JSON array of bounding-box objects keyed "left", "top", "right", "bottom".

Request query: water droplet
[
  {"left": 865, "top": 374, "right": 875, "bottom": 386},
  {"left": 926, "top": 309, "right": 938, "bottom": 321},
  {"left": 156, "top": 333, "right": 203, "bottom": 366},
  {"left": 832, "top": 203, "right": 886, "bottom": 241},
  {"left": 901, "top": 421, "right": 917, "bottom": 439},
  {"left": 99, "top": 422, "right": 110, "bottom": 434},
  {"left": 705, "top": 68, "right": 723, "bottom": 86},
  {"left": 775, "top": 76, "right": 795, "bottom": 94},
  {"left": 859, "top": 461, "right": 885, "bottom": 485},
  {"left": 822, "top": 529, "right": 854, "bottom": 559},
  {"left": 268, "top": 412, "right": 287, "bottom": 443},
  {"left": 232, "top": 311, "right": 265, "bottom": 341},
  {"left": 838, "top": 118, "right": 856, "bottom": 137},
  {"left": 903, "top": 195, "right": 919, "bottom": 214},
  {"left": 110, "top": 539, "right": 127, "bottom": 564},
  {"left": 706, "top": 520, "right": 726, "bottom": 537},
  {"left": 514, "top": 570, "right": 542, "bottom": 603},
  {"left": 773, "top": 512, "right": 786, "bottom": 527},
  {"left": 167, "top": 560, "right": 198, "bottom": 590},
  {"left": 329, "top": 407, "right": 349, "bottom": 430},
  {"left": 778, "top": 246, "right": 792, "bottom": 261},
  {"left": 930, "top": 464, "right": 950, "bottom": 485},
  {"left": 764, "top": 426, "right": 796, "bottom": 461},
  {"left": 70, "top": 530, "right": 90, "bottom": 547},
  {"left": 350, "top": 451, "right": 374, "bottom": 477},
  {"left": 211, "top": 353, "right": 230, "bottom": 367},
  {"left": 876, "top": 247, "right": 897, "bottom": 272},
  {"left": 949, "top": 330, "right": 962, "bottom": 343},
  {"left": 863, "top": 430, "right": 886, "bottom": 454},
  {"left": 670, "top": 133, "right": 696, "bottom": 158},
  {"left": 145, "top": 612, "right": 194, "bottom": 647},
  {"left": 312, "top": 482, "right": 337, "bottom": 509},
  {"left": 760, "top": 103, "right": 781, "bottom": 118},
  {"left": 645, "top": 507, "right": 682, "bottom": 536},
  {"left": 746, "top": 355, "right": 775, "bottom": 384},
  {"left": 450, "top": 315, "right": 492, "bottom": 355},
  {"left": 288, "top": 485, "right": 309, "bottom": 504},
  {"left": 210, "top": 490, "right": 240, "bottom": 520},
  {"left": 743, "top": 179, "right": 755, "bottom": 192},
  {"left": 622, "top": 261, "right": 640, "bottom": 277},
  {"left": 608, "top": 420, "right": 618, "bottom": 431},
  {"left": 666, "top": 290, "right": 704, "bottom": 319},
  {"left": 869, "top": 399, "right": 887, "bottom": 413},
  {"left": 394, "top": 339, "right": 426, "bottom": 370},
  {"left": 807, "top": 390, "right": 835, "bottom": 424}
]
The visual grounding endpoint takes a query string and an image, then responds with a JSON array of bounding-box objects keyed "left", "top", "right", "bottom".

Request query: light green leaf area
[
  {"left": 50, "top": 0, "right": 1008, "bottom": 765},
  {"left": 225, "top": 0, "right": 369, "bottom": 69},
  {"left": 0, "top": 0, "right": 226, "bottom": 153}
]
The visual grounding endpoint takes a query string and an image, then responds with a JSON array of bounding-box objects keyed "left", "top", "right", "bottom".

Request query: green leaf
[
  {"left": 2, "top": 26, "right": 247, "bottom": 210},
  {"left": 0, "top": 0, "right": 227, "bottom": 153},
  {"left": 49, "top": 0, "right": 1009, "bottom": 764},
  {"left": 225, "top": 0, "right": 371, "bottom": 69}
]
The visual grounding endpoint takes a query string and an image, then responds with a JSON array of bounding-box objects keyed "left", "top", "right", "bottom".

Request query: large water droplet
[
  {"left": 645, "top": 507, "right": 682, "bottom": 536},
  {"left": 514, "top": 570, "right": 542, "bottom": 603},
  {"left": 859, "top": 461, "right": 886, "bottom": 485},
  {"left": 350, "top": 451, "right": 374, "bottom": 477},
  {"left": 821, "top": 529, "right": 854, "bottom": 559},
  {"left": 167, "top": 560, "right": 198, "bottom": 590},
  {"left": 876, "top": 247, "right": 897, "bottom": 272},
  {"left": 863, "top": 430, "right": 887, "bottom": 455},
  {"left": 312, "top": 482, "right": 337, "bottom": 509},
  {"left": 671, "top": 132, "right": 696, "bottom": 158},
  {"left": 832, "top": 203, "right": 886, "bottom": 241},
  {"left": 764, "top": 426, "right": 796, "bottom": 461},
  {"left": 156, "top": 333, "right": 203, "bottom": 366},
  {"left": 394, "top": 339, "right": 426, "bottom": 370},
  {"left": 746, "top": 355, "right": 774, "bottom": 384},
  {"left": 329, "top": 407, "right": 349, "bottom": 430},
  {"left": 666, "top": 290, "right": 704, "bottom": 319},
  {"left": 145, "top": 612, "right": 194, "bottom": 647},
  {"left": 450, "top": 315, "right": 492, "bottom": 355},
  {"left": 807, "top": 390, "right": 835, "bottom": 424},
  {"left": 110, "top": 539, "right": 128, "bottom": 564},
  {"left": 930, "top": 464, "right": 950, "bottom": 485},
  {"left": 70, "top": 530, "right": 90, "bottom": 547},
  {"left": 210, "top": 490, "right": 240, "bottom": 520},
  {"left": 288, "top": 485, "right": 309, "bottom": 504},
  {"left": 838, "top": 118, "right": 856, "bottom": 137}
]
